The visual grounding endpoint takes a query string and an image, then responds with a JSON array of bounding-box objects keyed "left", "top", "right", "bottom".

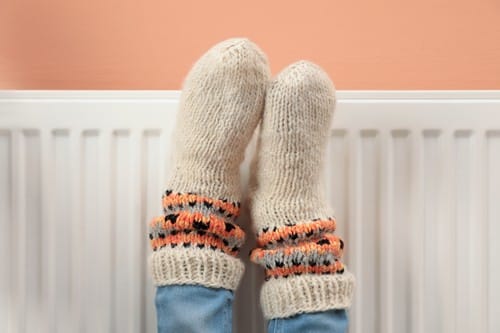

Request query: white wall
[{"left": 1, "top": 91, "right": 499, "bottom": 333}]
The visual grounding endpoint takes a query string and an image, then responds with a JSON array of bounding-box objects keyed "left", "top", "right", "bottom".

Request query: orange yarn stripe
[
  {"left": 250, "top": 234, "right": 343, "bottom": 262},
  {"left": 256, "top": 219, "right": 337, "bottom": 247},
  {"left": 162, "top": 192, "right": 240, "bottom": 217},
  {"left": 150, "top": 233, "right": 238, "bottom": 256},
  {"left": 150, "top": 211, "right": 245, "bottom": 242}
]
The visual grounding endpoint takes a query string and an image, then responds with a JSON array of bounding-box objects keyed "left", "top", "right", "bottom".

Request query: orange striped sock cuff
[
  {"left": 148, "top": 190, "right": 246, "bottom": 290},
  {"left": 149, "top": 190, "right": 245, "bottom": 255},
  {"left": 250, "top": 218, "right": 346, "bottom": 280}
]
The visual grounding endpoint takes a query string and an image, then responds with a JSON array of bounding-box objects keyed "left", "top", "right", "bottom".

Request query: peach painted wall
[{"left": 1, "top": 0, "right": 499, "bottom": 90}]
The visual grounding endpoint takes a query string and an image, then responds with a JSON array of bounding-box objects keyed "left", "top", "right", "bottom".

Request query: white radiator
[{"left": 1, "top": 91, "right": 499, "bottom": 333}]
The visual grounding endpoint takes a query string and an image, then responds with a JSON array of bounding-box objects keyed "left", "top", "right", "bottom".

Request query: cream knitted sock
[
  {"left": 149, "top": 38, "right": 270, "bottom": 291},
  {"left": 249, "top": 61, "right": 355, "bottom": 319}
]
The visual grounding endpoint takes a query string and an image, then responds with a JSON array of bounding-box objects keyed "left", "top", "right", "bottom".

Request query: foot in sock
[
  {"left": 149, "top": 38, "right": 270, "bottom": 291},
  {"left": 249, "top": 61, "right": 355, "bottom": 319}
]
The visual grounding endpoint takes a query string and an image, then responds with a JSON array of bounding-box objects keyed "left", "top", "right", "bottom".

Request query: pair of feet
[{"left": 149, "top": 38, "right": 354, "bottom": 320}]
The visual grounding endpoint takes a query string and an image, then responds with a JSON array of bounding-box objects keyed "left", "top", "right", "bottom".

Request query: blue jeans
[{"left": 155, "top": 285, "right": 348, "bottom": 333}]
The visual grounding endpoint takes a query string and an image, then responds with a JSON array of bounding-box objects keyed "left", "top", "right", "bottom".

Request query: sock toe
[
  {"left": 250, "top": 60, "right": 336, "bottom": 230},
  {"left": 170, "top": 37, "right": 270, "bottom": 201}
]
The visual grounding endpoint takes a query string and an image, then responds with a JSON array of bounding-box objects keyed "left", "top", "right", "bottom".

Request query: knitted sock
[
  {"left": 249, "top": 61, "right": 355, "bottom": 319},
  {"left": 149, "top": 38, "right": 270, "bottom": 291}
]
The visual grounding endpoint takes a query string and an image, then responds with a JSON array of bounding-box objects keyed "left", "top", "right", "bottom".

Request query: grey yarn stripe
[
  {"left": 163, "top": 202, "right": 238, "bottom": 222},
  {"left": 149, "top": 225, "right": 244, "bottom": 249},
  {"left": 256, "top": 248, "right": 338, "bottom": 269}
]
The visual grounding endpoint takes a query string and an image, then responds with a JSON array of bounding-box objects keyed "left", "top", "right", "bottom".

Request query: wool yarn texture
[
  {"left": 249, "top": 61, "right": 355, "bottom": 319},
  {"left": 149, "top": 38, "right": 270, "bottom": 291}
]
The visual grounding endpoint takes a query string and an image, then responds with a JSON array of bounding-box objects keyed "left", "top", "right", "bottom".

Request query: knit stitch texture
[
  {"left": 249, "top": 61, "right": 355, "bottom": 319},
  {"left": 149, "top": 38, "right": 270, "bottom": 291}
]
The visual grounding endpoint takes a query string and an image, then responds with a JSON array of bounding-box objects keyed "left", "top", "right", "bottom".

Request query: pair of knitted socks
[{"left": 148, "top": 38, "right": 354, "bottom": 320}]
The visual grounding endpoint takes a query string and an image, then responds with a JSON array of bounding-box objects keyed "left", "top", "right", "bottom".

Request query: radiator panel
[{"left": 1, "top": 91, "right": 499, "bottom": 333}]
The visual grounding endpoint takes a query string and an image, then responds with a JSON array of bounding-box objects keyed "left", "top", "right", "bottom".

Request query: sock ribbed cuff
[
  {"left": 150, "top": 246, "right": 245, "bottom": 290},
  {"left": 149, "top": 190, "right": 246, "bottom": 290},
  {"left": 260, "top": 272, "right": 355, "bottom": 319},
  {"left": 250, "top": 218, "right": 354, "bottom": 318}
]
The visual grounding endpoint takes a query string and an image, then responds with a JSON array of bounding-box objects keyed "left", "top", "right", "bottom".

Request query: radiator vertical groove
[
  {"left": 0, "top": 131, "right": 11, "bottom": 333},
  {"left": 347, "top": 131, "right": 362, "bottom": 333},
  {"left": 40, "top": 129, "right": 55, "bottom": 333},
  {"left": 142, "top": 130, "right": 162, "bottom": 333},
  {"left": 441, "top": 132, "right": 457, "bottom": 333},
  {"left": 363, "top": 130, "right": 381, "bottom": 333},
  {"left": 391, "top": 130, "right": 411, "bottom": 333},
  {"left": 410, "top": 132, "right": 425, "bottom": 333},
  {"left": 469, "top": 131, "right": 488, "bottom": 333},
  {"left": 327, "top": 130, "right": 348, "bottom": 261},
  {"left": 113, "top": 130, "right": 127, "bottom": 332},
  {"left": 81, "top": 130, "right": 95, "bottom": 333},
  {"left": 135, "top": 130, "right": 146, "bottom": 333},
  {"left": 12, "top": 130, "right": 27, "bottom": 333},
  {"left": 379, "top": 130, "right": 394, "bottom": 333},
  {"left": 24, "top": 130, "right": 42, "bottom": 333},
  {"left": 455, "top": 130, "right": 473, "bottom": 333},
  {"left": 69, "top": 130, "right": 83, "bottom": 333},
  {"left": 129, "top": 130, "right": 143, "bottom": 333},
  {"left": 487, "top": 131, "right": 500, "bottom": 333},
  {"left": 53, "top": 129, "right": 72, "bottom": 332},
  {"left": 422, "top": 130, "right": 442, "bottom": 332},
  {"left": 100, "top": 131, "right": 114, "bottom": 333}
]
